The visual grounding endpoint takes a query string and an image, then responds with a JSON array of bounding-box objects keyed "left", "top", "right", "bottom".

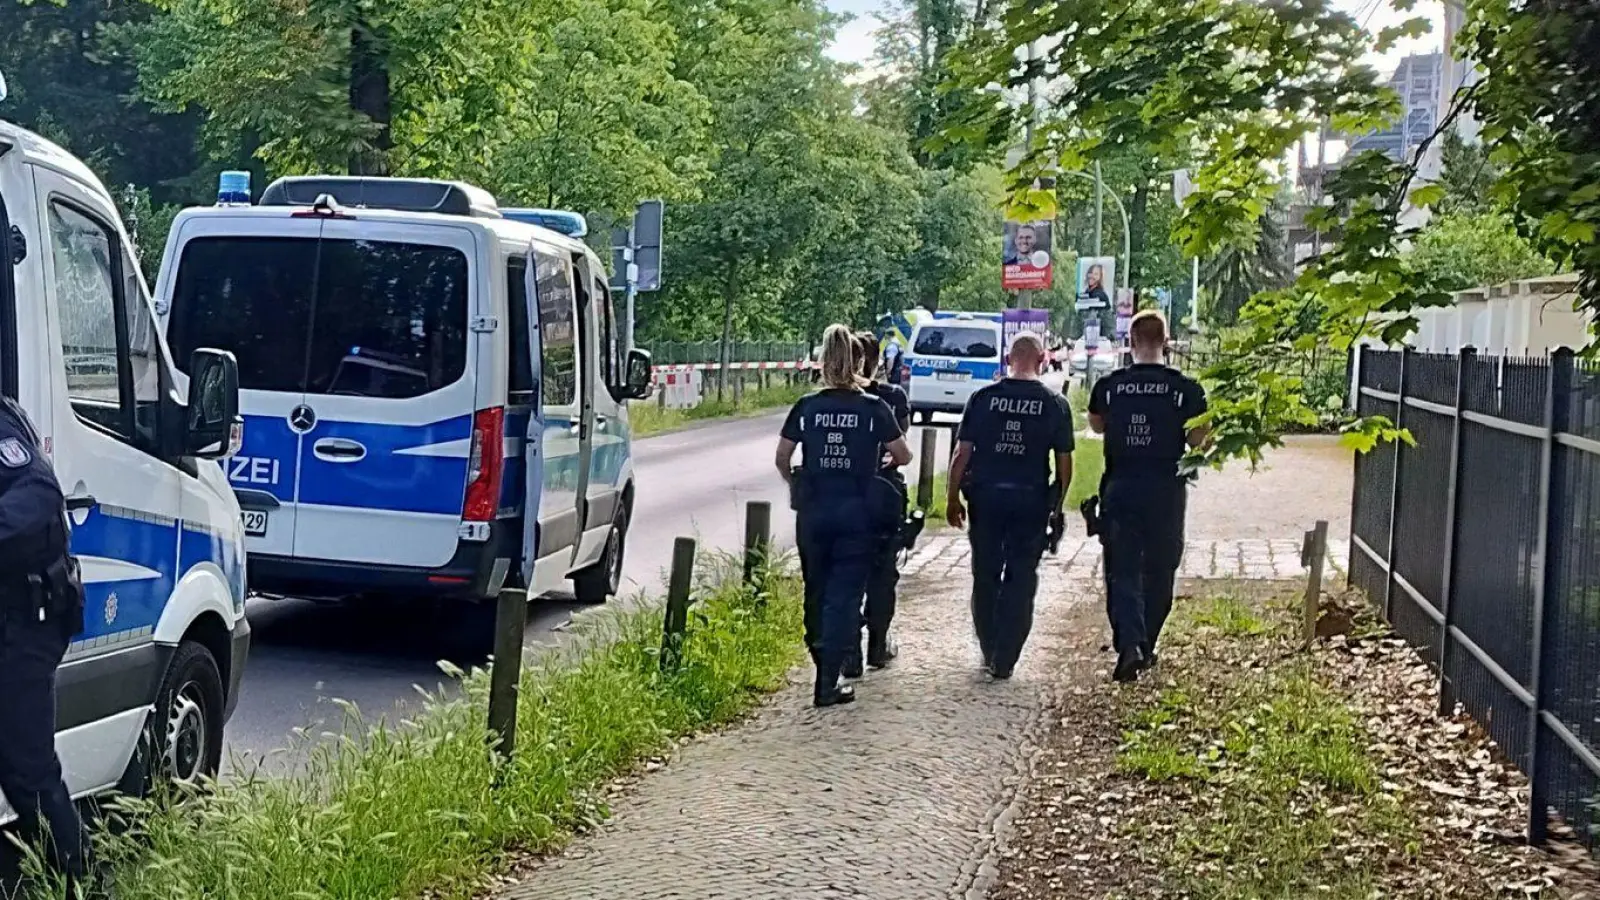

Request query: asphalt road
[{"left": 222, "top": 409, "right": 959, "bottom": 770}]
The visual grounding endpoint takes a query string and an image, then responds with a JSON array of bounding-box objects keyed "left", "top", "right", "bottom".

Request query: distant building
[{"left": 1349, "top": 52, "right": 1443, "bottom": 163}]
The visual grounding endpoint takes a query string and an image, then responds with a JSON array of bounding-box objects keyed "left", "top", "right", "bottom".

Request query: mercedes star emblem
[{"left": 289, "top": 405, "right": 317, "bottom": 433}]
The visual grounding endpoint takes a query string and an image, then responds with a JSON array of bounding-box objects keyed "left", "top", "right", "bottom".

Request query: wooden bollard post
[
  {"left": 1301, "top": 520, "right": 1329, "bottom": 650},
  {"left": 916, "top": 427, "right": 938, "bottom": 510},
  {"left": 487, "top": 587, "right": 529, "bottom": 761},
  {"left": 743, "top": 500, "right": 772, "bottom": 590},
  {"left": 661, "top": 537, "right": 698, "bottom": 672}
]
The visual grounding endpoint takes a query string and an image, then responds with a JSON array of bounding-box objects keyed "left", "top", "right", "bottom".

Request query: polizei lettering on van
[{"left": 228, "top": 455, "right": 281, "bottom": 485}]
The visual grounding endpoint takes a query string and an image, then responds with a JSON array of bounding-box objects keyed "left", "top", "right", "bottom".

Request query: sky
[{"left": 821, "top": 0, "right": 1447, "bottom": 76}]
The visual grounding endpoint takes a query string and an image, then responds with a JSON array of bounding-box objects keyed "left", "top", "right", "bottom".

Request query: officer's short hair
[{"left": 1130, "top": 310, "right": 1168, "bottom": 347}]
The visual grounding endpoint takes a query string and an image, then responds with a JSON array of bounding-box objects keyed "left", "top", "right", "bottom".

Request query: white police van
[
  {"left": 905, "top": 314, "right": 1004, "bottom": 422},
  {"left": 0, "top": 89, "right": 249, "bottom": 814},
  {"left": 153, "top": 176, "right": 652, "bottom": 605}
]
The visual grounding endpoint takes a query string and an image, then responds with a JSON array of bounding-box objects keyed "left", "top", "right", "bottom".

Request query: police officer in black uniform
[
  {"left": 778, "top": 325, "right": 913, "bottom": 707},
  {"left": 0, "top": 396, "right": 93, "bottom": 890},
  {"left": 1088, "top": 311, "right": 1208, "bottom": 682},
  {"left": 843, "top": 331, "right": 911, "bottom": 677},
  {"left": 947, "top": 332, "right": 1074, "bottom": 679}
]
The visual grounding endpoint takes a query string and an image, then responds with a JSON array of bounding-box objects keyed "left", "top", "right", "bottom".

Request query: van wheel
[
  {"left": 117, "top": 641, "right": 225, "bottom": 797},
  {"left": 574, "top": 507, "right": 628, "bottom": 604}
]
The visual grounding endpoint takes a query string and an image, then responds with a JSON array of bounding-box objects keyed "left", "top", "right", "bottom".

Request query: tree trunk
[
  {"left": 349, "top": 20, "right": 392, "bottom": 175},
  {"left": 1129, "top": 179, "right": 1151, "bottom": 290}
]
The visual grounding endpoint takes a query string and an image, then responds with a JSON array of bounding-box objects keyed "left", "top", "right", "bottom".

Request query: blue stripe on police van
[
  {"left": 70, "top": 506, "right": 176, "bottom": 644},
  {"left": 295, "top": 413, "right": 474, "bottom": 516}
]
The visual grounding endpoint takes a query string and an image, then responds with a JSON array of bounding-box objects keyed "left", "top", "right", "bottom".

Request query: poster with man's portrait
[
  {"left": 1001, "top": 220, "right": 1053, "bottom": 291},
  {"left": 1075, "top": 257, "right": 1115, "bottom": 310},
  {"left": 1114, "top": 288, "right": 1136, "bottom": 341}
]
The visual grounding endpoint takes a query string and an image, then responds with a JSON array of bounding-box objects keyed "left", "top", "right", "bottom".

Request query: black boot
[
  {"left": 814, "top": 664, "right": 856, "bottom": 707},
  {"left": 842, "top": 644, "right": 864, "bottom": 680},
  {"left": 867, "top": 632, "right": 897, "bottom": 669},
  {"left": 1113, "top": 647, "right": 1147, "bottom": 683}
]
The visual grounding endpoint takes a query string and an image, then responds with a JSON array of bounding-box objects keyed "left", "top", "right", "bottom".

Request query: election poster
[
  {"left": 1002, "top": 220, "right": 1054, "bottom": 291},
  {"left": 1114, "top": 288, "right": 1136, "bottom": 341},
  {"left": 1001, "top": 308, "right": 1050, "bottom": 367},
  {"left": 1075, "top": 256, "right": 1115, "bottom": 310}
]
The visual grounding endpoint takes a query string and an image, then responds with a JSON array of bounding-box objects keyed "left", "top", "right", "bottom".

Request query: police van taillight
[{"left": 463, "top": 407, "right": 505, "bottom": 523}]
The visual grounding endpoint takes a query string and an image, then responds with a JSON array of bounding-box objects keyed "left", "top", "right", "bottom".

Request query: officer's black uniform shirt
[
  {"left": 957, "top": 379, "right": 1074, "bottom": 490},
  {"left": 782, "top": 389, "right": 903, "bottom": 488},
  {"left": 1089, "top": 363, "right": 1207, "bottom": 479},
  {"left": 0, "top": 398, "right": 70, "bottom": 572},
  {"left": 866, "top": 381, "right": 910, "bottom": 470}
]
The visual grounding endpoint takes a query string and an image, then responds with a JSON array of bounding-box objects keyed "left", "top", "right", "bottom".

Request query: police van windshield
[
  {"left": 168, "top": 236, "right": 468, "bottom": 398},
  {"left": 913, "top": 325, "right": 998, "bottom": 360}
]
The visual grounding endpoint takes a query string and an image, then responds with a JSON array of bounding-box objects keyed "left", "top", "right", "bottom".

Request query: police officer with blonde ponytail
[{"left": 777, "top": 325, "right": 913, "bottom": 707}]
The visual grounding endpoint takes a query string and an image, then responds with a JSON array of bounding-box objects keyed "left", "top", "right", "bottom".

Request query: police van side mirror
[
  {"left": 184, "top": 349, "right": 242, "bottom": 460},
  {"left": 620, "top": 348, "right": 653, "bottom": 400}
]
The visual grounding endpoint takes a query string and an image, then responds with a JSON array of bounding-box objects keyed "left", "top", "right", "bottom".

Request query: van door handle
[
  {"left": 312, "top": 438, "right": 367, "bottom": 463},
  {"left": 64, "top": 493, "right": 96, "bottom": 512}
]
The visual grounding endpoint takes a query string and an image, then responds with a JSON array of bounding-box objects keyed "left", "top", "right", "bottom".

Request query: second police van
[
  {"left": 1, "top": 79, "right": 249, "bottom": 811},
  {"left": 154, "top": 176, "right": 653, "bottom": 605},
  {"left": 904, "top": 313, "right": 1004, "bottom": 422}
]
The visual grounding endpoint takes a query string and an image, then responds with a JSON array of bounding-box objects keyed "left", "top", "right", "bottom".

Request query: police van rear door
[
  {"left": 291, "top": 217, "right": 478, "bottom": 569},
  {"left": 165, "top": 215, "right": 323, "bottom": 559}
]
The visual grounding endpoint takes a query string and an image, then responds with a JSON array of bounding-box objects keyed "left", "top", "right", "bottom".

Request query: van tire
[
  {"left": 116, "top": 641, "right": 226, "bottom": 797},
  {"left": 573, "top": 506, "right": 628, "bottom": 605}
]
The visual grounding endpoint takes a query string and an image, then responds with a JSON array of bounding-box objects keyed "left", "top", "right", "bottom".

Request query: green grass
[
  {"left": 41, "top": 560, "right": 804, "bottom": 900},
  {"left": 629, "top": 380, "right": 810, "bottom": 437},
  {"left": 1114, "top": 593, "right": 1415, "bottom": 899}
]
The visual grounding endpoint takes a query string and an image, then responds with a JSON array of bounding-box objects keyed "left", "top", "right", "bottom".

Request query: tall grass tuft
[{"left": 35, "top": 562, "right": 803, "bottom": 900}]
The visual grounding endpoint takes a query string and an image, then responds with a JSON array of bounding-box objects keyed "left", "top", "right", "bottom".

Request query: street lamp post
[{"left": 1060, "top": 169, "right": 1132, "bottom": 292}]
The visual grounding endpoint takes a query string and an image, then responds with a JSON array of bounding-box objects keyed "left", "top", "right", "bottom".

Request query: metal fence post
[
  {"left": 661, "top": 537, "right": 698, "bottom": 673},
  {"left": 1382, "top": 347, "right": 1411, "bottom": 622},
  {"left": 1436, "top": 347, "right": 1475, "bottom": 715},
  {"left": 1526, "top": 347, "right": 1574, "bottom": 845}
]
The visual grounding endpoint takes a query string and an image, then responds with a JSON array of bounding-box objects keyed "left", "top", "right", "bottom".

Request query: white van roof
[
  {"left": 0, "top": 119, "right": 109, "bottom": 200},
  {"left": 167, "top": 203, "right": 593, "bottom": 256}
]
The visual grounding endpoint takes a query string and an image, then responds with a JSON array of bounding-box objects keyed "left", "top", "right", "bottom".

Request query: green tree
[
  {"left": 1, "top": 0, "right": 199, "bottom": 204},
  {"left": 1407, "top": 211, "right": 1556, "bottom": 293},
  {"left": 120, "top": 0, "right": 532, "bottom": 175},
  {"left": 1201, "top": 193, "right": 1292, "bottom": 326},
  {"left": 1436, "top": 129, "right": 1500, "bottom": 216}
]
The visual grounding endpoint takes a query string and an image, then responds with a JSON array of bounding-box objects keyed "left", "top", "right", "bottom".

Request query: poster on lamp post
[
  {"left": 1075, "top": 256, "right": 1115, "bottom": 310},
  {"left": 1114, "top": 288, "right": 1136, "bottom": 341},
  {"left": 1002, "top": 220, "right": 1054, "bottom": 290},
  {"left": 1001, "top": 308, "right": 1051, "bottom": 368}
]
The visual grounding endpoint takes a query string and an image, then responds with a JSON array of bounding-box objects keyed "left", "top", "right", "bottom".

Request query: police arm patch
[{"left": 0, "top": 437, "right": 30, "bottom": 468}]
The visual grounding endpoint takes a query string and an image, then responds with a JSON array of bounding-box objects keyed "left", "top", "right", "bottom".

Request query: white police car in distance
[
  {"left": 905, "top": 314, "right": 1004, "bottom": 423},
  {"left": 0, "top": 90, "right": 249, "bottom": 811}
]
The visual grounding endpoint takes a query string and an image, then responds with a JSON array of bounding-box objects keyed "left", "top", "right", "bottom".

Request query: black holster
[{"left": 30, "top": 555, "right": 86, "bottom": 639}]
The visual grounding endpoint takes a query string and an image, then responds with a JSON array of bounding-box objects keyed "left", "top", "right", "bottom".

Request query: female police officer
[{"left": 777, "top": 325, "right": 912, "bottom": 707}]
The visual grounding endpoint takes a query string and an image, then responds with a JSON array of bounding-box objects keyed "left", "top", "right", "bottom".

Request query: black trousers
[
  {"left": 967, "top": 487, "right": 1050, "bottom": 675},
  {"left": 797, "top": 500, "right": 874, "bottom": 690},
  {"left": 1101, "top": 476, "right": 1188, "bottom": 655},
  {"left": 0, "top": 595, "right": 89, "bottom": 881}
]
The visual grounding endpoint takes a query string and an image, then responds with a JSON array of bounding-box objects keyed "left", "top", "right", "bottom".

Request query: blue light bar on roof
[{"left": 501, "top": 208, "right": 589, "bottom": 238}]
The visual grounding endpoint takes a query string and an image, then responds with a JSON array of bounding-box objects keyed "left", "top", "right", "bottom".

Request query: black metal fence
[{"left": 1351, "top": 345, "right": 1600, "bottom": 845}]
